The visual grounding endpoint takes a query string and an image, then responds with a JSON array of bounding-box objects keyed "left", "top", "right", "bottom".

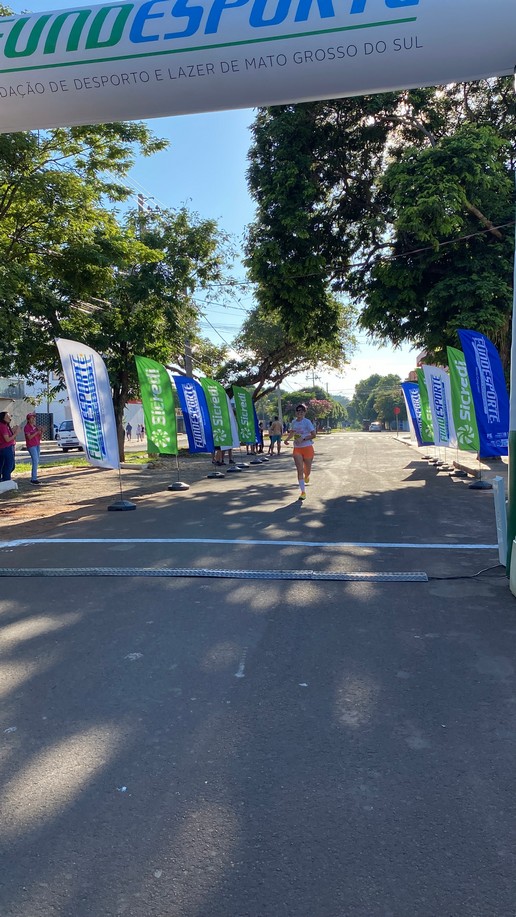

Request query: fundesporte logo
[
  {"left": 471, "top": 337, "right": 500, "bottom": 425},
  {"left": 183, "top": 381, "right": 207, "bottom": 449},
  {"left": 430, "top": 374, "right": 449, "bottom": 444},
  {"left": 0, "top": 0, "right": 420, "bottom": 72},
  {"left": 70, "top": 354, "right": 107, "bottom": 461}
]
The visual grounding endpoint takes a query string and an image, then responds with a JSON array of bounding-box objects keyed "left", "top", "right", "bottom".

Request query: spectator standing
[
  {"left": 125, "top": 422, "right": 132, "bottom": 441},
  {"left": 24, "top": 412, "right": 43, "bottom": 484},
  {"left": 0, "top": 410, "right": 18, "bottom": 482},
  {"left": 257, "top": 421, "right": 264, "bottom": 453},
  {"left": 269, "top": 416, "right": 283, "bottom": 455}
]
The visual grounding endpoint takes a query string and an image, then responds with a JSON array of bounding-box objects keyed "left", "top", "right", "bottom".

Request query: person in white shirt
[{"left": 284, "top": 403, "right": 316, "bottom": 500}]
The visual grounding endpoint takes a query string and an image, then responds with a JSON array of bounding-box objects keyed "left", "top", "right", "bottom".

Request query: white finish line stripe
[{"left": 0, "top": 538, "right": 498, "bottom": 550}]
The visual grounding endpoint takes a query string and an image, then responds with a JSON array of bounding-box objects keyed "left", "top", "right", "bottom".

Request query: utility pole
[
  {"left": 276, "top": 387, "right": 283, "bottom": 426},
  {"left": 184, "top": 339, "right": 193, "bottom": 377}
]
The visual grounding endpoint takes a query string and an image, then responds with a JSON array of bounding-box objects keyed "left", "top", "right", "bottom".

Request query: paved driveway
[{"left": 0, "top": 434, "right": 515, "bottom": 917}]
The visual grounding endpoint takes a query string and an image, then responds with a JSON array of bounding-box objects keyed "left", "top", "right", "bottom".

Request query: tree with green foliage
[
  {"left": 355, "top": 120, "right": 514, "bottom": 369},
  {"left": 348, "top": 374, "right": 403, "bottom": 427},
  {"left": 282, "top": 389, "right": 343, "bottom": 427},
  {"left": 216, "top": 302, "right": 355, "bottom": 400},
  {"left": 373, "top": 389, "right": 406, "bottom": 427},
  {"left": 0, "top": 119, "right": 234, "bottom": 458},
  {"left": 245, "top": 105, "right": 345, "bottom": 347},
  {"left": 247, "top": 80, "right": 515, "bottom": 369},
  {"left": 62, "top": 206, "right": 232, "bottom": 457},
  {"left": 0, "top": 123, "right": 166, "bottom": 380}
]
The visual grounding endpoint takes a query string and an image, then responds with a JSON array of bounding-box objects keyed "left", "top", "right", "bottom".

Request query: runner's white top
[{"left": 289, "top": 418, "right": 315, "bottom": 447}]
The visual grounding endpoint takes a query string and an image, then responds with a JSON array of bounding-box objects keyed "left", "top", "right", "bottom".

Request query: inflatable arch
[{"left": 0, "top": 0, "right": 513, "bottom": 133}]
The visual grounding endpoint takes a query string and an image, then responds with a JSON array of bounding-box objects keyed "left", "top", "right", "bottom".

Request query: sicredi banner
[
  {"left": 446, "top": 346, "right": 480, "bottom": 454},
  {"left": 225, "top": 392, "right": 241, "bottom": 448},
  {"left": 135, "top": 355, "right": 178, "bottom": 455},
  {"left": 199, "top": 376, "right": 233, "bottom": 448},
  {"left": 0, "top": 0, "right": 514, "bottom": 132},
  {"left": 56, "top": 337, "right": 120, "bottom": 469},
  {"left": 415, "top": 368, "right": 434, "bottom": 445},
  {"left": 232, "top": 385, "right": 257, "bottom": 444}
]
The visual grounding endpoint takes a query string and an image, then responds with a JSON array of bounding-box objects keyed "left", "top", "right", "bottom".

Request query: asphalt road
[{"left": 1, "top": 433, "right": 515, "bottom": 917}]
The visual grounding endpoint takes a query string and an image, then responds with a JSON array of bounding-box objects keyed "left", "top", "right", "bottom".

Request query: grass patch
[
  {"left": 121, "top": 452, "right": 152, "bottom": 465},
  {"left": 15, "top": 457, "right": 90, "bottom": 473}
]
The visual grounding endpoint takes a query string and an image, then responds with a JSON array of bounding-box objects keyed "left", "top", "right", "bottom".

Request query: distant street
[
  {"left": 17, "top": 437, "right": 154, "bottom": 465},
  {"left": 1, "top": 433, "right": 515, "bottom": 917}
]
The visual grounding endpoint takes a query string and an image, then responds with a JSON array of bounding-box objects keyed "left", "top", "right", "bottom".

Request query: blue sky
[{"left": 13, "top": 0, "right": 418, "bottom": 396}]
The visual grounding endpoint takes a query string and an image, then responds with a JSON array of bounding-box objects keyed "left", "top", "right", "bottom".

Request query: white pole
[{"left": 506, "top": 156, "right": 516, "bottom": 569}]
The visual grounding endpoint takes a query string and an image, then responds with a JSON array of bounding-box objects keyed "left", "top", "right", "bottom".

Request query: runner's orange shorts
[{"left": 293, "top": 444, "right": 314, "bottom": 459}]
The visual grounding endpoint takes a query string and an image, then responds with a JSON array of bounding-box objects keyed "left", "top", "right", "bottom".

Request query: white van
[{"left": 56, "top": 420, "right": 83, "bottom": 452}]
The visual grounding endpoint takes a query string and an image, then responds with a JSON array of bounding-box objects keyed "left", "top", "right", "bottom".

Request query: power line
[
  {"left": 200, "top": 314, "right": 238, "bottom": 351},
  {"left": 194, "top": 298, "right": 249, "bottom": 313},
  {"left": 198, "top": 220, "right": 516, "bottom": 288}
]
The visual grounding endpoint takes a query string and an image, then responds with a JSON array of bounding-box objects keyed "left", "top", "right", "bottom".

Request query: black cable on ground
[{"left": 427, "top": 563, "right": 505, "bottom": 581}]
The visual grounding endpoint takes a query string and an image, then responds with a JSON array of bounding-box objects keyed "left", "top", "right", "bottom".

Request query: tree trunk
[
  {"left": 112, "top": 375, "right": 129, "bottom": 463},
  {"left": 493, "top": 317, "right": 511, "bottom": 379}
]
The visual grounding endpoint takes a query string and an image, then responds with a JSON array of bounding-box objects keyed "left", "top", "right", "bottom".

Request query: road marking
[
  {"left": 235, "top": 648, "right": 248, "bottom": 678},
  {"left": 0, "top": 538, "right": 498, "bottom": 550}
]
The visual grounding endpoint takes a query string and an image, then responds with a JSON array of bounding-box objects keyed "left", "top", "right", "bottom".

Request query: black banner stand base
[
  {"left": 207, "top": 471, "right": 226, "bottom": 479},
  {"left": 108, "top": 499, "right": 136, "bottom": 512},
  {"left": 168, "top": 481, "right": 190, "bottom": 491},
  {"left": 109, "top": 469, "right": 136, "bottom": 511},
  {"left": 469, "top": 479, "right": 493, "bottom": 490}
]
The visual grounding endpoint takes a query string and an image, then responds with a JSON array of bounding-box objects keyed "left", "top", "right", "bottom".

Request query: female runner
[{"left": 284, "top": 403, "right": 316, "bottom": 500}]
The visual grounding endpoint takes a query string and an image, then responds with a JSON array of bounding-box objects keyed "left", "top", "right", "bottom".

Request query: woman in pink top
[
  {"left": 0, "top": 410, "right": 18, "bottom": 482},
  {"left": 24, "top": 412, "right": 43, "bottom": 484}
]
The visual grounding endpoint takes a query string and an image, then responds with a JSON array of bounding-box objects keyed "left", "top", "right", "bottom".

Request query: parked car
[
  {"left": 55, "top": 420, "right": 83, "bottom": 452},
  {"left": 369, "top": 421, "right": 383, "bottom": 432}
]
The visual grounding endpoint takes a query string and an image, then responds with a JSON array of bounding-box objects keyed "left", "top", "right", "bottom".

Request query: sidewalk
[{"left": 398, "top": 434, "right": 508, "bottom": 486}]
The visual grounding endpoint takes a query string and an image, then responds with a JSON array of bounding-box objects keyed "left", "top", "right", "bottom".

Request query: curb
[{"left": 0, "top": 480, "right": 18, "bottom": 494}]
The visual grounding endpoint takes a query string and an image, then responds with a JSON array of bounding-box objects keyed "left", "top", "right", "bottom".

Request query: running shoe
[
  {"left": 305, "top": 476, "right": 310, "bottom": 485},
  {"left": 299, "top": 491, "right": 306, "bottom": 500}
]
